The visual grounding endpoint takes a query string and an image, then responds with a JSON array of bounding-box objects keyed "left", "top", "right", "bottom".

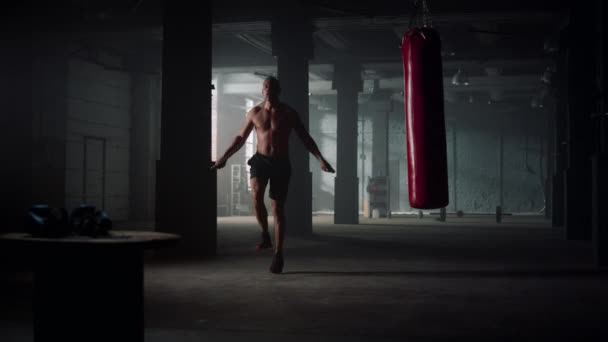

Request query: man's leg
[
  {"left": 251, "top": 177, "right": 271, "bottom": 250},
  {"left": 271, "top": 199, "right": 286, "bottom": 253},
  {"left": 269, "top": 199, "right": 286, "bottom": 273},
  {"left": 268, "top": 161, "right": 290, "bottom": 273}
]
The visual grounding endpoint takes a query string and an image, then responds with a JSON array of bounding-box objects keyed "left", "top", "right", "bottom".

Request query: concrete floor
[{"left": 2, "top": 215, "right": 608, "bottom": 341}]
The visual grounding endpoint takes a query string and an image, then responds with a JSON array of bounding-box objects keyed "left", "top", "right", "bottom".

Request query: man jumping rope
[{"left": 211, "top": 76, "right": 335, "bottom": 274}]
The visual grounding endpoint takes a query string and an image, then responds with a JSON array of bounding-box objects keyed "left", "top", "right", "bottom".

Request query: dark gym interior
[{"left": 1, "top": 0, "right": 607, "bottom": 341}]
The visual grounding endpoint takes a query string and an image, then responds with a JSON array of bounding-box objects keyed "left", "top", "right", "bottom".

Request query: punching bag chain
[
  {"left": 421, "top": 0, "right": 432, "bottom": 27},
  {"left": 409, "top": 0, "right": 433, "bottom": 28}
]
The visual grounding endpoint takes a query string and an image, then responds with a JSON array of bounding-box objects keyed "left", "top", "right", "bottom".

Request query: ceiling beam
[{"left": 212, "top": 11, "right": 567, "bottom": 35}]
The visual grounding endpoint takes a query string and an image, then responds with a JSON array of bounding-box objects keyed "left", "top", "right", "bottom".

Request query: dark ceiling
[{"left": 5, "top": 0, "right": 571, "bottom": 106}]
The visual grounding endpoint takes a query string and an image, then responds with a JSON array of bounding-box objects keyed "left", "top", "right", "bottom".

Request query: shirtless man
[{"left": 211, "top": 76, "right": 335, "bottom": 274}]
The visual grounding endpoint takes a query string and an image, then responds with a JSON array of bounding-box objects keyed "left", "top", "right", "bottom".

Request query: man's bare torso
[{"left": 250, "top": 101, "right": 294, "bottom": 158}]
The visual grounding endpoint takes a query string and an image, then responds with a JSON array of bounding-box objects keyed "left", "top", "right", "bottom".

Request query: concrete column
[
  {"left": 0, "top": 10, "right": 34, "bottom": 233},
  {"left": 552, "top": 29, "right": 569, "bottom": 228},
  {"left": 333, "top": 61, "right": 361, "bottom": 224},
  {"left": 564, "top": 5, "right": 595, "bottom": 240},
  {"left": 156, "top": 2, "right": 216, "bottom": 256},
  {"left": 272, "top": 9, "right": 313, "bottom": 235},
  {"left": 130, "top": 73, "right": 161, "bottom": 220},
  {"left": 592, "top": 0, "right": 608, "bottom": 266}
]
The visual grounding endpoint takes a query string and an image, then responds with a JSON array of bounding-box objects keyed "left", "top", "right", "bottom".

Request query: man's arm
[
  {"left": 211, "top": 109, "right": 255, "bottom": 170},
  {"left": 291, "top": 109, "right": 335, "bottom": 173}
]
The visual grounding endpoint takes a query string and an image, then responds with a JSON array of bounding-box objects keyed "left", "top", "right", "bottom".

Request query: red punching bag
[{"left": 401, "top": 26, "right": 449, "bottom": 209}]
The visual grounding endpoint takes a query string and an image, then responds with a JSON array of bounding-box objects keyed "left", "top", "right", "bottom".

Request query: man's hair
[{"left": 265, "top": 76, "right": 281, "bottom": 91}]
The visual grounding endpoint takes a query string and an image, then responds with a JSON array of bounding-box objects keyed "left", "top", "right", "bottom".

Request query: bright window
[{"left": 211, "top": 78, "right": 218, "bottom": 161}]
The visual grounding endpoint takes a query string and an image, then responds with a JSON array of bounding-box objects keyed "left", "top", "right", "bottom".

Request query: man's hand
[
  {"left": 320, "top": 159, "right": 335, "bottom": 173},
  {"left": 211, "top": 158, "right": 226, "bottom": 171}
]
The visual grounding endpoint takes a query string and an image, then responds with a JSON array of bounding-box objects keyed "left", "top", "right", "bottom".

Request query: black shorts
[{"left": 247, "top": 153, "right": 291, "bottom": 202}]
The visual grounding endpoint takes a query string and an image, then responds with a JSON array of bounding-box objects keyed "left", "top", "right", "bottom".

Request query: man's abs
[{"left": 253, "top": 113, "right": 292, "bottom": 157}]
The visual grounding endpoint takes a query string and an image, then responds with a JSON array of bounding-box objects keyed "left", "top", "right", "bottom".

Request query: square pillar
[
  {"left": 333, "top": 61, "right": 361, "bottom": 224},
  {"left": 592, "top": 0, "right": 608, "bottom": 266},
  {"left": 272, "top": 10, "right": 313, "bottom": 235},
  {"left": 156, "top": 2, "right": 216, "bottom": 256},
  {"left": 0, "top": 11, "right": 34, "bottom": 233},
  {"left": 564, "top": 7, "right": 595, "bottom": 240}
]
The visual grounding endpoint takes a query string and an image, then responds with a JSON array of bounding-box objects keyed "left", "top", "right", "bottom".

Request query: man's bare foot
[
  {"left": 256, "top": 231, "right": 272, "bottom": 251},
  {"left": 269, "top": 251, "right": 284, "bottom": 274}
]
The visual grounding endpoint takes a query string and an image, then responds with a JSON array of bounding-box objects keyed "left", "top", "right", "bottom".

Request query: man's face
[{"left": 262, "top": 79, "right": 280, "bottom": 99}]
